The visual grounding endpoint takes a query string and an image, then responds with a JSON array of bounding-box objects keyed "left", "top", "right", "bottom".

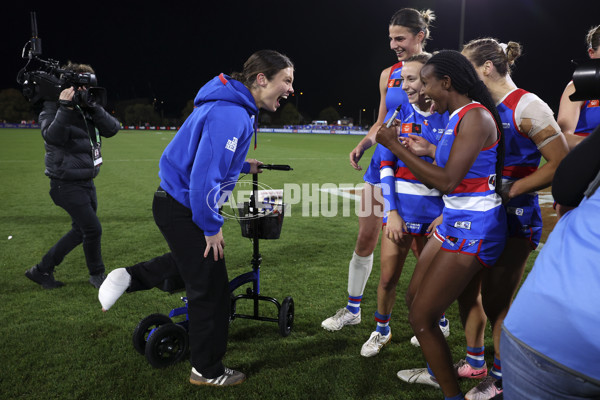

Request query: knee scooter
[{"left": 131, "top": 164, "right": 295, "bottom": 368}]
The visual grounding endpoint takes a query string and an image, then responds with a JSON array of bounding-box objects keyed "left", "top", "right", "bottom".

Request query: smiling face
[
  {"left": 401, "top": 61, "right": 426, "bottom": 105},
  {"left": 255, "top": 67, "right": 294, "bottom": 112},
  {"left": 389, "top": 25, "right": 423, "bottom": 61},
  {"left": 420, "top": 64, "right": 447, "bottom": 113}
]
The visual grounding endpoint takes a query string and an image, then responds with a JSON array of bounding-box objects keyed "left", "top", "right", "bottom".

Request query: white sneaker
[
  {"left": 98, "top": 268, "right": 131, "bottom": 311},
  {"left": 321, "top": 308, "right": 361, "bottom": 331},
  {"left": 360, "top": 329, "right": 392, "bottom": 357},
  {"left": 410, "top": 319, "right": 450, "bottom": 347},
  {"left": 190, "top": 366, "right": 246, "bottom": 386},
  {"left": 396, "top": 367, "right": 440, "bottom": 389}
]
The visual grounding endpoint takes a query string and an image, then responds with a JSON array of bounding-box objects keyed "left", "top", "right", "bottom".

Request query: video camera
[
  {"left": 569, "top": 58, "right": 600, "bottom": 102},
  {"left": 16, "top": 12, "right": 107, "bottom": 108}
]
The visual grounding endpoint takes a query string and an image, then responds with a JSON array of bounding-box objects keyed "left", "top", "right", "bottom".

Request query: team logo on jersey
[
  {"left": 225, "top": 137, "right": 238, "bottom": 152},
  {"left": 488, "top": 174, "right": 497, "bottom": 190},
  {"left": 507, "top": 207, "right": 524, "bottom": 216},
  {"left": 445, "top": 236, "right": 459, "bottom": 246},
  {"left": 401, "top": 123, "right": 422, "bottom": 134},
  {"left": 388, "top": 79, "right": 402, "bottom": 88},
  {"left": 454, "top": 221, "right": 472, "bottom": 230},
  {"left": 588, "top": 100, "right": 599, "bottom": 108}
]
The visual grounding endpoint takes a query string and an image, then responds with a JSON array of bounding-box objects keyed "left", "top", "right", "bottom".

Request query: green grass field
[{"left": 0, "top": 129, "right": 539, "bottom": 399}]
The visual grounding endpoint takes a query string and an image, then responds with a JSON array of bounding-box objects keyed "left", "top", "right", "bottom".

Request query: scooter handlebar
[{"left": 259, "top": 164, "right": 293, "bottom": 171}]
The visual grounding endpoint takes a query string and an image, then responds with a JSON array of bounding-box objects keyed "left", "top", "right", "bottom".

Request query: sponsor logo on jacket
[{"left": 225, "top": 137, "right": 238, "bottom": 152}]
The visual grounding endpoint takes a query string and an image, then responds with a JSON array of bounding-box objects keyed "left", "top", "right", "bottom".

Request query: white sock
[
  {"left": 347, "top": 251, "right": 373, "bottom": 297},
  {"left": 98, "top": 268, "right": 131, "bottom": 311}
]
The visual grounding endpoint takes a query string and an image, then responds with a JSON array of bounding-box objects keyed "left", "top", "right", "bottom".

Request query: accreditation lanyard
[{"left": 77, "top": 105, "right": 103, "bottom": 167}]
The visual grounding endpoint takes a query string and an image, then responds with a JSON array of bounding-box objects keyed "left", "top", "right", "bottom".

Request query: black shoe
[
  {"left": 25, "top": 265, "right": 65, "bottom": 289},
  {"left": 89, "top": 273, "right": 106, "bottom": 289}
]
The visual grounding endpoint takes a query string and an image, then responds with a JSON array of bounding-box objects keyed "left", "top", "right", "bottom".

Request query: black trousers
[
  {"left": 150, "top": 189, "right": 229, "bottom": 378},
  {"left": 126, "top": 253, "right": 185, "bottom": 293},
  {"left": 39, "top": 179, "right": 104, "bottom": 275}
]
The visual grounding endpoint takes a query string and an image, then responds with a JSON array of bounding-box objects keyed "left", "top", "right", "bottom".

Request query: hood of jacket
[{"left": 194, "top": 73, "right": 258, "bottom": 116}]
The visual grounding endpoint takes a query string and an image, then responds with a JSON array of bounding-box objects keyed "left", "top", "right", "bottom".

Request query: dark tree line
[{"left": 0, "top": 88, "right": 357, "bottom": 127}]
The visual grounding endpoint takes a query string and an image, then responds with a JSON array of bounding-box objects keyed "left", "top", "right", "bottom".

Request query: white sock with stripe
[{"left": 347, "top": 251, "right": 373, "bottom": 313}]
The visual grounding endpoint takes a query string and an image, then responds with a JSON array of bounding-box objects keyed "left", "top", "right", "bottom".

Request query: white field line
[
  {"left": 537, "top": 193, "right": 554, "bottom": 206},
  {"left": 319, "top": 186, "right": 362, "bottom": 201},
  {"left": 323, "top": 186, "right": 552, "bottom": 250}
]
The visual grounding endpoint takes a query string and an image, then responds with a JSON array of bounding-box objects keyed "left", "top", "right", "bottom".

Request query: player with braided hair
[
  {"left": 458, "top": 38, "right": 569, "bottom": 400},
  {"left": 359, "top": 53, "right": 450, "bottom": 358},
  {"left": 377, "top": 50, "right": 506, "bottom": 400}
]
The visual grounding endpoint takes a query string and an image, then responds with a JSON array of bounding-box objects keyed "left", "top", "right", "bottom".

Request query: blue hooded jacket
[{"left": 158, "top": 73, "right": 258, "bottom": 235}]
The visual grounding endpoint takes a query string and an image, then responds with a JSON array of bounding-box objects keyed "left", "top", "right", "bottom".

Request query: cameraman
[{"left": 26, "top": 62, "right": 120, "bottom": 290}]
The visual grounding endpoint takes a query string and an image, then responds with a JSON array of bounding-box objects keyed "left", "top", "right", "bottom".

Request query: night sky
[{"left": 2, "top": 1, "right": 597, "bottom": 122}]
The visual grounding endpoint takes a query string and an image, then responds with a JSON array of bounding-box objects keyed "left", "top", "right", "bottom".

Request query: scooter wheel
[
  {"left": 278, "top": 296, "right": 294, "bottom": 337},
  {"left": 132, "top": 313, "right": 172, "bottom": 355},
  {"left": 145, "top": 323, "right": 189, "bottom": 368}
]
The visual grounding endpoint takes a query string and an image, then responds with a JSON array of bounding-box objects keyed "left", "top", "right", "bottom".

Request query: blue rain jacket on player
[{"left": 158, "top": 74, "right": 257, "bottom": 236}]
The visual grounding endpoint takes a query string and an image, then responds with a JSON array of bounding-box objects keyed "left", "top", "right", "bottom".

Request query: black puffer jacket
[{"left": 39, "top": 101, "right": 120, "bottom": 181}]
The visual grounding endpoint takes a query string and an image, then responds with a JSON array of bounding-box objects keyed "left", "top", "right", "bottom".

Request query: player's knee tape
[{"left": 347, "top": 251, "right": 373, "bottom": 296}]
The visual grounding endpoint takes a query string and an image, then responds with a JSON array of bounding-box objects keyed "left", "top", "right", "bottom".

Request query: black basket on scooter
[{"left": 237, "top": 202, "right": 285, "bottom": 240}]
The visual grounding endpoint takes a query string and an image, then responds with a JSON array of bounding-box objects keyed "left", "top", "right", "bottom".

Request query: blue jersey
[
  {"left": 498, "top": 89, "right": 542, "bottom": 181},
  {"left": 575, "top": 99, "right": 600, "bottom": 137},
  {"left": 435, "top": 103, "right": 506, "bottom": 241},
  {"left": 363, "top": 62, "right": 409, "bottom": 185},
  {"left": 379, "top": 103, "right": 447, "bottom": 225},
  {"left": 497, "top": 88, "right": 543, "bottom": 245},
  {"left": 384, "top": 62, "right": 409, "bottom": 122}
]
